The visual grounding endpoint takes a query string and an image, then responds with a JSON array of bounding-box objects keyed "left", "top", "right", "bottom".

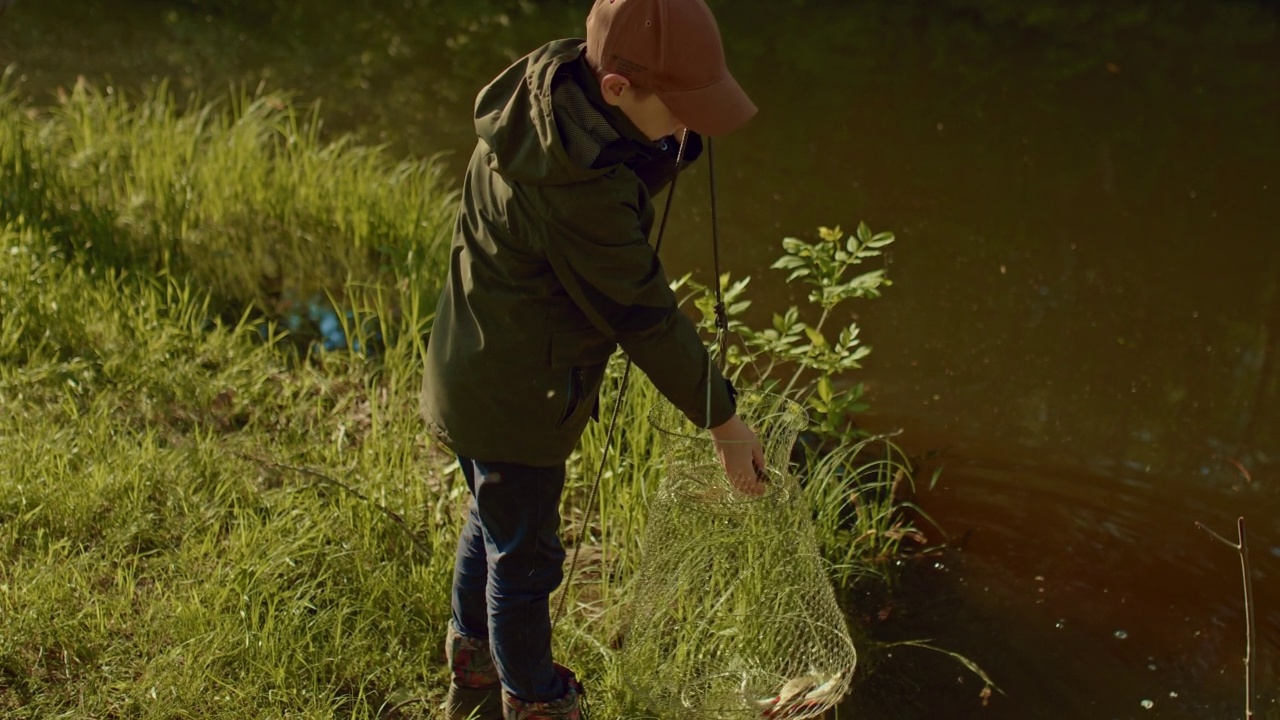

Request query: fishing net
[{"left": 620, "top": 390, "right": 857, "bottom": 720}]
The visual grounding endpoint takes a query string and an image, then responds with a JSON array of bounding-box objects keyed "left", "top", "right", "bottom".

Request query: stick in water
[{"left": 1195, "top": 516, "right": 1255, "bottom": 720}]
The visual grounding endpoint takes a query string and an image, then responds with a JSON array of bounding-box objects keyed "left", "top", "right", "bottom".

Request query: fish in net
[{"left": 619, "top": 390, "right": 857, "bottom": 719}]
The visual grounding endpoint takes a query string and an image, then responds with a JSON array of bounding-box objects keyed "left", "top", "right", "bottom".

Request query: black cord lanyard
[{"left": 707, "top": 137, "right": 728, "bottom": 370}]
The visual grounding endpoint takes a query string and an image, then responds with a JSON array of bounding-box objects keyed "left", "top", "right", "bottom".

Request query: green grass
[
  {"left": 0, "top": 74, "right": 921, "bottom": 718},
  {"left": 0, "top": 68, "right": 454, "bottom": 315},
  {"left": 0, "top": 223, "right": 459, "bottom": 718}
]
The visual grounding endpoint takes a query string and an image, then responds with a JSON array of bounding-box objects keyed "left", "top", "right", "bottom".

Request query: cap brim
[{"left": 656, "top": 72, "right": 757, "bottom": 137}]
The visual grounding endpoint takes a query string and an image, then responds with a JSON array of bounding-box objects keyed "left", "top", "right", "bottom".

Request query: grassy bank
[
  {"left": 0, "top": 226, "right": 457, "bottom": 718},
  {"left": 0, "top": 76, "right": 919, "bottom": 718},
  {"left": 0, "top": 72, "right": 463, "bottom": 718},
  {"left": 0, "top": 70, "right": 454, "bottom": 314}
]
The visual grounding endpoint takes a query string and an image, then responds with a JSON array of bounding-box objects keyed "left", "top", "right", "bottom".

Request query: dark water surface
[{"left": 4, "top": 1, "right": 1279, "bottom": 717}]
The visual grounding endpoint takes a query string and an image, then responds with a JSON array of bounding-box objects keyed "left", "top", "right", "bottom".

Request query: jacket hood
[{"left": 473, "top": 39, "right": 655, "bottom": 186}]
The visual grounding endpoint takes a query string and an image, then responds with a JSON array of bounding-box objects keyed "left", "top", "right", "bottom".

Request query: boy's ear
[{"left": 599, "top": 73, "right": 630, "bottom": 106}]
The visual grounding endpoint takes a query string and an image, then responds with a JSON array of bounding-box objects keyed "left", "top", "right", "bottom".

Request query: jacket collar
[{"left": 563, "top": 44, "right": 666, "bottom": 169}]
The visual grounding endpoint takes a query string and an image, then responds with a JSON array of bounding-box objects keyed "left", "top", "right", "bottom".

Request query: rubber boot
[
  {"left": 502, "top": 665, "right": 585, "bottom": 720},
  {"left": 444, "top": 623, "right": 503, "bottom": 720}
]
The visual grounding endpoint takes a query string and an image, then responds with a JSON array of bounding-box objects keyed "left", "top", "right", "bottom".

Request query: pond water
[{"left": 4, "top": 1, "right": 1278, "bottom": 717}]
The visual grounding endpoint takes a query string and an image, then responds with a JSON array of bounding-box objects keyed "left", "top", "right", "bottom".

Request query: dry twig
[{"left": 1195, "top": 517, "right": 1255, "bottom": 720}]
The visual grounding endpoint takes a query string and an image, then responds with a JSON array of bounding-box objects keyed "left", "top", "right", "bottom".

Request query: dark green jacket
[{"left": 420, "top": 39, "right": 736, "bottom": 467}]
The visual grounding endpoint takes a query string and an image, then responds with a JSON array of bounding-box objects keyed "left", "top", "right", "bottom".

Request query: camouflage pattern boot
[
  {"left": 502, "top": 664, "right": 585, "bottom": 720},
  {"left": 444, "top": 623, "right": 503, "bottom": 720}
]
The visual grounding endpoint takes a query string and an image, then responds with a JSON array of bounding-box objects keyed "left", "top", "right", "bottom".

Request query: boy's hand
[{"left": 709, "top": 415, "right": 767, "bottom": 496}]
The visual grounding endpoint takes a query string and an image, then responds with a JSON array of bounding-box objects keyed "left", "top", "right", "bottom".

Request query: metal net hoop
[{"left": 646, "top": 390, "right": 808, "bottom": 515}]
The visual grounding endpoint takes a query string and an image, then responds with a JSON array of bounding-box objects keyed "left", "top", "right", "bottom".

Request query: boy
[{"left": 420, "top": 0, "right": 765, "bottom": 717}]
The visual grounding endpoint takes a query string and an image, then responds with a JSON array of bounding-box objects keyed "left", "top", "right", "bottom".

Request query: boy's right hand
[{"left": 709, "top": 415, "right": 767, "bottom": 496}]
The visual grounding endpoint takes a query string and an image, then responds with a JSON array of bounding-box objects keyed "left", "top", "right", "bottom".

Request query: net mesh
[{"left": 619, "top": 390, "right": 857, "bottom": 719}]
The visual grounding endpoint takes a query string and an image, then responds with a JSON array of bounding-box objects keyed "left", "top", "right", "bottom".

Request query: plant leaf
[
  {"left": 803, "top": 325, "right": 827, "bottom": 348},
  {"left": 866, "top": 231, "right": 896, "bottom": 248},
  {"left": 818, "top": 375, "right": 833, "bottom": 403}
]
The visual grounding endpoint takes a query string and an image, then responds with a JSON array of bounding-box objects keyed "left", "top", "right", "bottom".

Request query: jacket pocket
[
  {"left": 550, "top": 330, "right": 613, "bottom": 428},
  {"left": 558, "top": 366, "right": 585, "bottom": 427}
]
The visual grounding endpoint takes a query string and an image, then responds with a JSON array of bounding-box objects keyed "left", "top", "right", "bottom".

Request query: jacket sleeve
[{"left": 534, "top": 178, "right": 735, "bottom": 430}]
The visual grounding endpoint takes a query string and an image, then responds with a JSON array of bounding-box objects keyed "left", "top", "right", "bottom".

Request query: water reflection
[
  {"left": 2, "top": 0, "right": 1277, "bottom": 716},
  {"left": 858, "top": 453, "right": 1278, "bottom": 718}
]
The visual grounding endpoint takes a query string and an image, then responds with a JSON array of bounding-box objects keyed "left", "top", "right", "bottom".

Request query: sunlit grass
[
  {"left": 0, "top": 67, "right": 454, "bottom": 315},
  {"left": 0, "top": 221, "right": 462, "bottom": 718}
]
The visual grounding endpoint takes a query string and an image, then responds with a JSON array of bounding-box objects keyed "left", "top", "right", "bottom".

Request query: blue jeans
[{"left": 451, "top": 456, "right": 568, "bottom": 703}]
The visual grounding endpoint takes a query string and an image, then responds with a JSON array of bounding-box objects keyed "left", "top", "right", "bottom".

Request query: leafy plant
[
  {"left": 679, "top": 222, "right": 895, "bottom": 446},
  {"left": 667, "top": 222, "right": 934, "bottom": 580}
]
